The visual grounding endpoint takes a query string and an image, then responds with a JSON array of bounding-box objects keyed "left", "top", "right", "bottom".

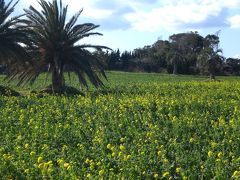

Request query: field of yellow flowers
[{"left": 1, "top": 72, "right": 240, "bottom": 179}]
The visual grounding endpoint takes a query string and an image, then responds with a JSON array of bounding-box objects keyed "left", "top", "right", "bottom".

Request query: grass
[{"left": 1, "top": 71, "right": 239, "bottom": 94}]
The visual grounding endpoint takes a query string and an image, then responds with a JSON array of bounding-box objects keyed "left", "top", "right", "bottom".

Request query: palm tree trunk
[{"left": 52, "top": 63, "right": 64, "bottom": 92}]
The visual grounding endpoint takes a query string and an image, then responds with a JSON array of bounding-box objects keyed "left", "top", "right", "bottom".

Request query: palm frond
[{"left": 0, "top": 0, "right": 31, "bottom": 75}]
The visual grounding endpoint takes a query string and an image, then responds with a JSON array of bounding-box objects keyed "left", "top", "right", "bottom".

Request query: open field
[
  {"left": 1, "top": 71, "right": 240, "bottom": 94},
  {"left": 1, "top": 72, "right": 240, "bottom": 179}
]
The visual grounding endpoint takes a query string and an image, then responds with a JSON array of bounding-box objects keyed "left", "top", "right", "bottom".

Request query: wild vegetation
[{"left": 1, "top": 72, "right": 240, "bottom": 179}]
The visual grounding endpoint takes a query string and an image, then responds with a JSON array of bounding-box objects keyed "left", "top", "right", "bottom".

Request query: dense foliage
[
  {"left": 1, "top": 72, "right": 240, "bottom": 179},
  {"left": 105, "top": 32, "right": 239, "bottom": 77}
]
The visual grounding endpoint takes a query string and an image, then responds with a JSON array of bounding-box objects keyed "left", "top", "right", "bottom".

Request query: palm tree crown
[{"left": 18, "top": 0, "right": 110, "bottom": 91}]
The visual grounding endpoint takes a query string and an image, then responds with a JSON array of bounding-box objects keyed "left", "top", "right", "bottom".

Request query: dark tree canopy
[{"left": 104, "top": 31, "right": 233, "bottom": 77}]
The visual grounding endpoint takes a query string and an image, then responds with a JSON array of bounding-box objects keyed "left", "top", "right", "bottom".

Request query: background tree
[
  {"left": 223, "top": 58, "right": 240, "bottom": 75},
  {"left": 167, "top": 35, "right": 184, "bottom": 75},
  {"left": 167, "top": 32, "right": 204, "bottom": 74},
  {"left": 151, "top": 40, "right": 169, "bottom": 72},
  {"left": 14, "top": 0, "right": 110, "bottom": 92},
  {"left": 104, "top": 30, "right": 237, "bottom": 76},
  {"left": 107, "top": 49, "right": 120, "bottom": 70},
  {"left": 197, "top": 33, "right": 223, "bottom": 79},
  {"left": 92, "top": 49, "right": 109, "bottom": 69},
  {"left": 121, "top": 50, "right": 134, "bottom": 70}
]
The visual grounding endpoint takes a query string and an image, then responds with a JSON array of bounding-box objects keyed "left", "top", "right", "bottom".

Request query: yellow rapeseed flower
[
  {"left": 218, "top": 152, "right": 223, "bottom": 158},
  {"left": 85, "top": 158, "right": 90, "bottom": 164},
  {"left": 162, "top": 172, "right": 169, "bottom": 177},
  {"left": 57, "top": 159, "right": 64, "bottom": 165},
  {"left": 64, "top": 163, "right": 70, "bottom": 169},
  {"left": 38, "top": 157, "right": 43, "bottom": 163},
  {"left": 38, "top": 163, "right": 44, "bottom": 169},
  {"left": 176, "top": 167, "right": 181, "bottom": 173},
  {"left": 30, "top": 151, "right": 36, "bottom": 156},
  {"left": 2, "top": 154, "right": 8, "bottom": 159},
  {"left": 67, "top": 165, "right": 71, "bottom": 170},
  {"left": 110, "top": 146, "right": 115, "bottom": 151},
  {"left": 107, "top": 144, "right": 112, "bottom": 149},
  {"left": 210, "top": 141, "right": 217, "bottom": 148},
  {"left": 47, "top": 161, "right": 53, "bottom": 165},
  {"left": 208, "top": 151, "right": 213, "bottom": 157},
  {"left": 24, "top": 143, "right": 29, "bottom": 149},
  {"left": 120, "top": 144, "right": 125, "bottom": 151},
  {"left": 120, "top": 137, "right": 125, "bottom": 142},
  {"left": 118, "top": 152, "right": 122, "bottom": 157},
  {"left": 99, "top": 170, "right": 104, "bottom": 176},
  {"left": 232, "top": 171, "right": 240, "bottom": 178}
]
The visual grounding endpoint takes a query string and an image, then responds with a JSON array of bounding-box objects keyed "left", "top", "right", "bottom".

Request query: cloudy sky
[{"left": 12, "top": 0, "right": 240, "bottom": 58}]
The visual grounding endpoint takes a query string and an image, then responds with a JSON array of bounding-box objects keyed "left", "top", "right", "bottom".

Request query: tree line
[{"left": 102, "top": 31, "right": 240, "bottom": 79}]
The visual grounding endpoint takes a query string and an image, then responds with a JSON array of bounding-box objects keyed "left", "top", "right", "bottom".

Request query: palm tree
[
  {"left": 16, "top": 0, "right": 110, "bottom": 92},
  {"left": 0, "top": 0, "right": 29, "bottom": 75}
]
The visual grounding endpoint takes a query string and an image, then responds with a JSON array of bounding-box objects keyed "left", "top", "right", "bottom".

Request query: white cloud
[
  {"left": 20, "top": 0, "right": 240, "bottom": 31},
  {"left": 21, "top": 0, "right": 113, "bottom": 19},
  {"left": 228, "top": 15, "right": 240, "bottom": 28},
  {"left": 126, "top": 3, "right": 209, "bottom": 32},
  {"left": 125, "top": 0, "right": 240, "bottom": 32}
]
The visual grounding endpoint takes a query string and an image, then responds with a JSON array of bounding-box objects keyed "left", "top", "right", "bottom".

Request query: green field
[{"left": 1, "top": 72, "right": 240, "bottom": 179}]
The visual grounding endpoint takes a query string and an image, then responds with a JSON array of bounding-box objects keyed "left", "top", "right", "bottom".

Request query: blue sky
[{"left": 11, "top": 0, "right": 240, "bottom": 58}]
